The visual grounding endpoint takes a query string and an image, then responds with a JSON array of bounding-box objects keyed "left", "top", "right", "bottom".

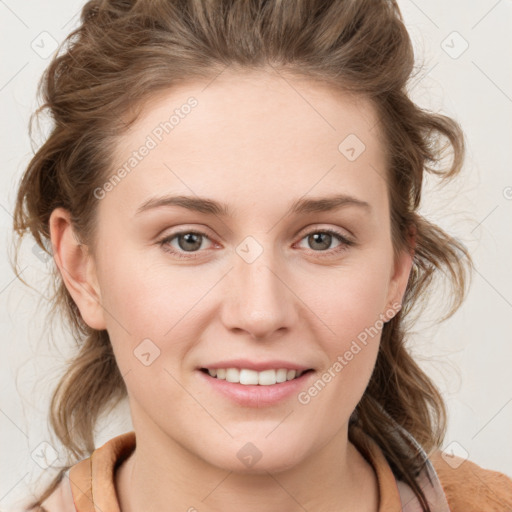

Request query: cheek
[
  {"left": 95, "top": 245, "right": 221, "bottom": 390},
  {"left": 298, "top": 255, "right": 391, "bottom": 402},
  {"left": 97, "top": 246, "right": 199, "bottom": 334},
  {"left": 296, "top": 271, "right": 386, "bottom": 425},
  {"left": 313, "top": 259, "right": 391, "bottom": 341}
]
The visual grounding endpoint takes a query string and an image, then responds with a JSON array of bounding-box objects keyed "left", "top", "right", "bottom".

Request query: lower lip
[{"left": 197, "top": 370, "right": 314, "bottom": 407}]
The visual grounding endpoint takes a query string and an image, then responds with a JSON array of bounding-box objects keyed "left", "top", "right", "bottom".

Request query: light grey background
[{"left": 1, "top": 1, "right": 511, "bottom": 510}]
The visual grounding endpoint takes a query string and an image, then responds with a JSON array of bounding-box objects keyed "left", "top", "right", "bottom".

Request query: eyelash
[{"left": 158, "top": 228, "right": 355, "bottom": 260}]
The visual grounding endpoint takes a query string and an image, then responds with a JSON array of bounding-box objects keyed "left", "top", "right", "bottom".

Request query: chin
[{"left": 204, "top": 438, "right": 307, "bottom": 475}]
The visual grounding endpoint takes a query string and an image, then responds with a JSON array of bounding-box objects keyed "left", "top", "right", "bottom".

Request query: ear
[
  {"left": 385, "top": 224, "right": 416, "bottom": 316},
  {"left": 49, "top": 208, "right": 107, "bottom": 330}
]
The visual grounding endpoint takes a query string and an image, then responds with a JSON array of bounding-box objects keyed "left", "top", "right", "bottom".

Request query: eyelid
[
  {"left": 157, "top": 228, "right": 216, "bottom": 259},
  {"left": 158, "top": 224, "right": 356, "bottom": 259},
  {"left": 295, "top": 223, "right": 354, "bottom": 242},
  {"left": 293, "top": 227, "right": 355, "bottom": 259}
]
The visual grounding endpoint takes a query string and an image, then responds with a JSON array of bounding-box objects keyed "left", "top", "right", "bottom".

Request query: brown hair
[{"left": 13, "top": 1, "right": 473, "bottom": 510}]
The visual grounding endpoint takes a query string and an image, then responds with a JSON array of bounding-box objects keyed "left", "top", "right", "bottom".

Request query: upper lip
[{"left": 198, "top": 359, "right": 313, "bottom": 372}]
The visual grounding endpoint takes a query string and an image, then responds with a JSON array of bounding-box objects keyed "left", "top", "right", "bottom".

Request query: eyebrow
[{"left": 135, "top": 193, "right": 371, "bottom": 217}]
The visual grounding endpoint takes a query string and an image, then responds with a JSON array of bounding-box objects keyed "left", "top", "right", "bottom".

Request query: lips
[
  {"left": 197, "top": 358, "right": 313, "bottom": 386},
  {"left": 197, "top": 359, "right": 312, "bottom": 372},
  {"left": 196, "top": 367, "right": 315, "bottom": 407}
]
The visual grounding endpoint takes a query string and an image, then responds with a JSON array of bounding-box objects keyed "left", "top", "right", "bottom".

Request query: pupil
[
  {"left": 179, "top": 233, "right": 201, "bottom": 251},
  {"left": 310, "top": 232, "right": 331, "bottom": 250}
]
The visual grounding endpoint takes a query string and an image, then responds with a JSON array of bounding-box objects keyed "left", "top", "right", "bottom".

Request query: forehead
[
  {"left": 106, "top": 70, "right": 388, "bottom": 216},
  {"left": 120, "top": 69, "right": 383, "bottom": 151}
]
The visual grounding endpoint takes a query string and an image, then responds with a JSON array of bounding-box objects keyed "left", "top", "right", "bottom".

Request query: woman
[{"left": 12, "top": 0, "right": 512, "bottom": 511}]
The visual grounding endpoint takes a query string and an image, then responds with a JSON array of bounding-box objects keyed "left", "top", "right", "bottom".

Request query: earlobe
[{"left": 49, "top": 208, "right": 107, "bottom": 330}]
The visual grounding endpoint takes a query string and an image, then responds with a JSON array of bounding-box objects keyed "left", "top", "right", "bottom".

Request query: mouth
[{"left": 199, "top": 367, "right": 314, "bottom": 386}]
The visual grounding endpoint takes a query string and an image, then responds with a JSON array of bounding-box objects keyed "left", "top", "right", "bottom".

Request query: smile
[{"left": 200, "top": 368, "right": 312, "bottom": 385}]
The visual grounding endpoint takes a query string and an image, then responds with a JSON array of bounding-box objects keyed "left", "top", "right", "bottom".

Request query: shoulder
[
  {"left": 32, "top": 475, "right": 75, "bottom": 512},
  {"left": 430, "top": 449, "right": 512, "bottom": 512}
]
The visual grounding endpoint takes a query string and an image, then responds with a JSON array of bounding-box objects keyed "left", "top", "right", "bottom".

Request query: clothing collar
[{"left": 64, "top": 425, "right": 449, "bottom": 511}]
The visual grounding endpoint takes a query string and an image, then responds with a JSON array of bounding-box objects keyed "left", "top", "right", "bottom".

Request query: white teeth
[
  {"left": 276, "top": 368, "right": 287, "bottom": 383},
  {"left": 205, "top": 367, "right": 306, "bottom": 385},
  {"left": 240, "top": 369, "right": 259, "bottom": 385},
  {"left": 258, "top": 369, "right": 275, "bottom": 386},
  {"left": 226, "top": 368, "right": 239, "bottom": 383}
]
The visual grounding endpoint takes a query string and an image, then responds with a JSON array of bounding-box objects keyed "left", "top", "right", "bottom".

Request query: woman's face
[{"left": 64, "top": 70, "right": 412, "bottom": 472}]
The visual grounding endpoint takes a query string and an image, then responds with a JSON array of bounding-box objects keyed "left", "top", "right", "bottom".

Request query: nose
[{"left": 220, "top": 248, "right": 298, "bottom": 340}]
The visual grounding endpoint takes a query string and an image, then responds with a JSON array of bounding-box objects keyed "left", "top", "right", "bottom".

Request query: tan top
[{"left": 35, "top": 427, "right": 512, "bottom": 512}]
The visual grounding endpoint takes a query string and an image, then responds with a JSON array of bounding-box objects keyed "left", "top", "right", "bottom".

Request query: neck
[{"left": 115, "top": 422, "right": 378, "bottom": 512}]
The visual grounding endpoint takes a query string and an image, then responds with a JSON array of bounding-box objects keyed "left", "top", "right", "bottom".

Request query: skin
[{"left": 50, "top": 69, "right": 414, "bottom": 512}]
